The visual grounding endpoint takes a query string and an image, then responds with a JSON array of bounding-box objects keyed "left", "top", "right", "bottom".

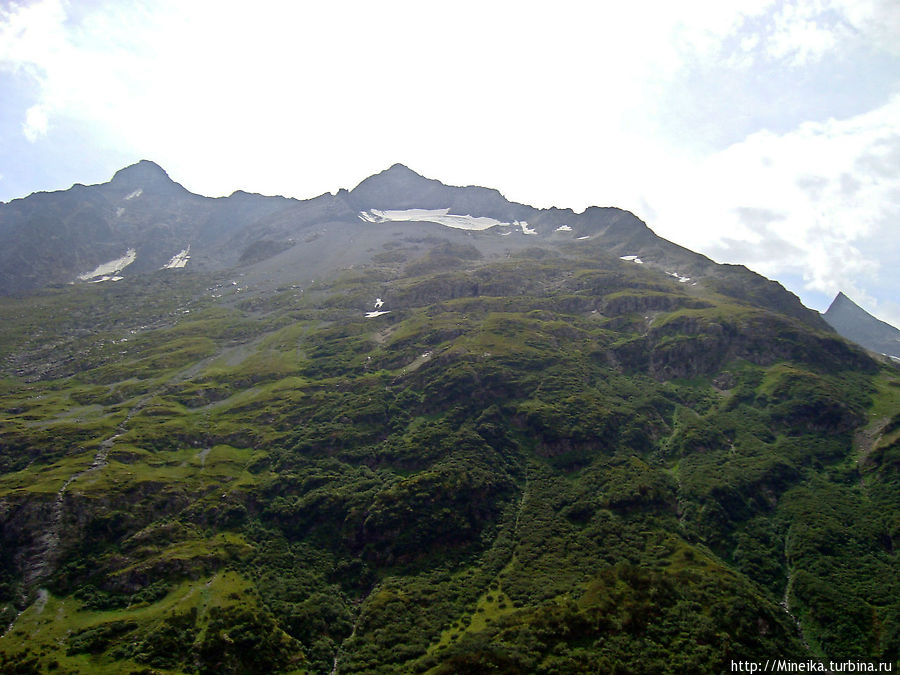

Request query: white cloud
[
  {"left": 833, "top": 0, "right": 900, "bottom": 56},
  {"left": 646, "top": 94, "right": 900, "bottom": 315},
  {"left": 22, "top": 103, "right": 48, "bottom": 141},
  {"left": 679, "top": 0, "right": 900, "bottom": 72},
  {"left": 766, "top": 1, "right": 843, "bottom": 66},
  {"left": 0, "top": 0, "right": 67, "bottom": 69}
]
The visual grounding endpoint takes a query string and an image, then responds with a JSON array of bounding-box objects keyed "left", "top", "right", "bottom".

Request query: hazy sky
[{"left": 2, "top": 0, "right": 899, "bottom": 325}]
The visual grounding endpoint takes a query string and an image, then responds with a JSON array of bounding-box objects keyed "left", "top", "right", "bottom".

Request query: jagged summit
[
  {"left": 827, "top": 291, "right": 851, "bottom": 307},
  {"left": 823, "top": 291, "right": 900, "bottom": 358},
  {"left": 385, "top": 162, "right": 418, "bottom": 174},
  {"left": 108, "top": 159, "right": 191, "bottom": 196},
  {"left": 348, "top": 163, "right": 442, "bottom": 208},
  {"left": 825, "top": 292, "right": 889, "bottom": 326},
  {"left": 347, "top": 163, "right": 520, "bottom": 222},
  {"left": 110, "top": 159, "right": 171, "bottom": 185}
]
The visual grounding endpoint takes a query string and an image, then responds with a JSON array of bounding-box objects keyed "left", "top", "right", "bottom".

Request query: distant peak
[
  {"left": 136, "top": 159, "right": 164, "bottom": 170},
  {"left": 379, "top": 163, "right": 424, "bottom": 178},
  {"left": 347, "top": 163, "right": 521, "bottom": 217},
  {"left": 108, "top": 160, "right": 194, "bottom": 196},
  {"left": 110, "top": 160, "right": 174, "bottom": 187},
  {"left": 823, "top": 290, "right": 900, "bottom": 356},
  {"left": 357, "top": 163, "right": 432, "bottom": 182},
  {"left": 349, "top": 163, "right": 438, "bottom": 204},
  {"left": 826, "top": 291, "right": 857, "bottom": 312}
]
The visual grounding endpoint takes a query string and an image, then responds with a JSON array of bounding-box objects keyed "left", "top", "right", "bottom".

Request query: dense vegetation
[{"left": 0, "top": 237, "right": 897, "bottom": 674}]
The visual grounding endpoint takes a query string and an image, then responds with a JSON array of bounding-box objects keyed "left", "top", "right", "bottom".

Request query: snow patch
[
  {"left": 620, "top": 255, "right": 644, "bottom": 264},
  {"left": 576, "top": 235, "right": 591, "bottom": 240},
  {"left": 163, "top": 247, "right": 191, "bottom": 269},
  {"left": 366, "top": 298, "right": 389, "bottom": 317},
  {"left": 359, "top": 208, "right": 510, "bottom": 231},
  {"left": 124, "top": 189, "right": 142, "bottom": 200},
  {"left": 358, "top": 208, "right": 540, "bottom": 238},
  {"left": 555, "top": 225, "right": 572, "bottom": 232},
  {"left": 78, "top": 249, "right": 137, "bottom": 281},
  {"left": 667, "top": 271, "right": 691, "bottom": 283},
  {"left": 116, "top": 207, "right": 125, "bottom": 217}
]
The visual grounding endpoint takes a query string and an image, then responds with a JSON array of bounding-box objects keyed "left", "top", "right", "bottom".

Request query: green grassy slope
[{"left": 0, "top": 241, "right": 896, "bottom": 674}]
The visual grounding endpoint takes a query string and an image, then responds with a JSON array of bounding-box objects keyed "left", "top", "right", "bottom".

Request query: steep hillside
[{"left": 0, "top": 166, "right": 897, "bottom": 674}]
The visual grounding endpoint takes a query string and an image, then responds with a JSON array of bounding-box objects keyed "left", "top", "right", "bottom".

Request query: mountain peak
[
  {"left": 825, "top": 291, "right": 870, "bottom": 319},
  {"left": 386, "top": 162, "right": 416, "bottom": 173},
  {"left": 348, "top": 163, "right": 442, "bottom": 209},
  {"left": 111, "top": 159, "right": 169, "bottom": 181},
  {"left": 109, "top": 160, "right": 185, "bottom": 193},
  {"left": 365, "top": 162, "right": 428, "bottom": 184},
  {"left": 824, "top": 291, "right": 900, "bottom": 358},
  {"left": 347, "top": 163, "right": 524, "bottom": 222},
  {"left": 828, "top": 291, "right": 852, "bottom": 307}
]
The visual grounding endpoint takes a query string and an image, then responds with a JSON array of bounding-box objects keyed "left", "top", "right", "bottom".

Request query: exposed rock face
[
  {"left": 0, "top": 161, "right": 825, "bottom": 332},
  {"left": 107, "top": 160, "right": 189, "bottom": 196},
  {"left": 823, "top": 291, "right": 900, "bottom": 359},
  {"left": 0, "top": 161, "right": 291, "bottom": 292}
]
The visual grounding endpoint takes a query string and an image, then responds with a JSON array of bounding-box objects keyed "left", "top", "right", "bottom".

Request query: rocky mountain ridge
[{"left": 0, "top": 161, "right": 827, "bottom": 334}]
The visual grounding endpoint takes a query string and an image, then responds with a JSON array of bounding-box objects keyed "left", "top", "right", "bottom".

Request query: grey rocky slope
[
  {"left": 824, "top": 291, "right": 900, "bottom": 359},
  {"left": 1, "top": 161, "right": 827, "bottom": 329}
]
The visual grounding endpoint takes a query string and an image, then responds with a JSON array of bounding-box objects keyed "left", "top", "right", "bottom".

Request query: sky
[{"left": 1, "top": 0, "right": 899, "bottom": 326}]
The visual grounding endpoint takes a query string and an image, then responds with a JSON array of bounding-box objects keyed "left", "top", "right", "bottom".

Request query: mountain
[
  {"left": 0, "top": 163, "right": 898, "bottom": 674},
  {"left": 0, "top": 160, "right": 299, "bottom": 293},
  {"left": 0, "top": 161, "right": 826, "bottom": 329},
  {"left": 824, "top": 292, "right": 900, "bottom": 360}
]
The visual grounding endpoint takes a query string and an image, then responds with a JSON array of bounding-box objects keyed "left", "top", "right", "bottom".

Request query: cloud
[
  {"left": 22, "top": 103, "right": 48, "bottom": 141},
  {"left": 834, "top": 0, "right": 900, "bottom": 56},
  {"left": 766, "top": 2, "right": 844, "bottom": 66},
  {"left": 717, "top": 0, "right": 900, "bottom": 69},
  {"left": 734, "top": 206, "right": 787, "bottom": 229},
  {"left": 646, "top": 94, "right": 900, "bottom": 316},
  {"left": 0, "top": 0, "right": 67, "bottom": 70}
]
